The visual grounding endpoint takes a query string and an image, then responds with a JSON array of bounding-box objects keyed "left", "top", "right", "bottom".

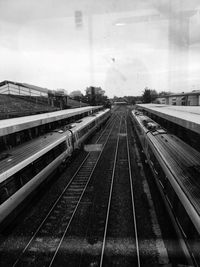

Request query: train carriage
[
  {"left": 0, "top": 108, "right": 110, "bottom": 227},
  {"left": 131, "top": 109, "right": 200, "bottom": 266}
]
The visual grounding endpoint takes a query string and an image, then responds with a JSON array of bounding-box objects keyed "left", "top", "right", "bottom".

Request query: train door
[
  {"left": 72, "top": 131, "right": 79, "bottom": 150},
  {"left": 66, "top": 137, "right": 73, "bottom": 155}
]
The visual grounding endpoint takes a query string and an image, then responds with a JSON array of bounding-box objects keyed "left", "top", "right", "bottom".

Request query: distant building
[
  {"left": 113, "top": 97, "right": 128, "bottom": 105},
  {"left": 0, "top": 80, "right": 68, "bottom": 109},
  {"left": 85, "top": 86, "right": 106, "bottom": 105},
  {"left": 156, "top": 91, "right": 200, "bottom": 106},
  {"left": 0, "top": 80, "right": 49, "bottom": 97},
  {"left": 56, "top": 89, "right": 68, "bottom": 96},
  {"left": 86, "top": 86, "right": 105, "bottom": 96}
]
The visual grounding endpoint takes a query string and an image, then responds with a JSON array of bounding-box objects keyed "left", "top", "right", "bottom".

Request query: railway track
[
  {"left": 11, "top": 113, "right": 120, "bottom": 267},
  {"left": 48, "top": 110, "right": 141, "bottom": 267},
  {"left": 0, "top": 107, "right": 174, "bottom": 267},
  {"left": 99, "top": 114, "right": 140, "bottom": 267}
]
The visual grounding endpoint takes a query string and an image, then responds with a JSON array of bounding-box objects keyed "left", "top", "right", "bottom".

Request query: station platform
[
  {"left": 136, "top": 104, "right": 200, "bottom": 152},
  {"left": 0, "top": 106, "right": 102, "bottom": 151},
  {"left": 0, "top": 106, "right": 101, "bottom": 137},
  {"left": 136, "top": 104, "right": 200, "bottom": 135}
]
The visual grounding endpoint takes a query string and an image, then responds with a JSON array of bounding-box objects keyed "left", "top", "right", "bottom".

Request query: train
[
  {"left": 0, "top": 108, "right": 110, "bottom": 227},
  {"left": 130, "top": 109, "right": 200, "bottom": 266}
]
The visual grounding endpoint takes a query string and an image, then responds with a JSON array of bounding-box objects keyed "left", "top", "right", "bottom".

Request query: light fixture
[{"left": 115, "top": 22, "right": 126, "bottom": 26}]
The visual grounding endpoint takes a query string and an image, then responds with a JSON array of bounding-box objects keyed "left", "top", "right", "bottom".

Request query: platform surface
[
  {"left": 0, "top": 106, "right": 100, "bottom": 137},
  {"left": 136, "top": 104, "right": 200, "bottom": 134}
]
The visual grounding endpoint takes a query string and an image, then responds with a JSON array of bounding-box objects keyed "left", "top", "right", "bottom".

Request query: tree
[
  {"left": 69, "top": 90, "right": 83, "bottom": 98},
  {"left": 85, "top": 86, "right": 107, "bottom": 106},
  {"left": 142, "top": 87, "right": 158, "bottom": 103}
]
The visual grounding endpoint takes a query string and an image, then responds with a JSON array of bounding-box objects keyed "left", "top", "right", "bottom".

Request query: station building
[
  {"left": 136, "top": 104, "right": 200, "bottom": 153},
  {"left": 156, "top": 91, "right": 200, "bottom": 106},
  {"left": 0, "top": 80, "right": 49, "bottom": 97},
  {"left": 0, "top": 80, "right": 68, "bottom": 109}
]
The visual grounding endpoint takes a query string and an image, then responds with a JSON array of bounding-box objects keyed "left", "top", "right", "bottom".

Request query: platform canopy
[
  {"left": 136, "top": 104, "right": 200, "bottom": 135},
  {"left": 0, "top": 106, "right": 101, "bottom": 137}
]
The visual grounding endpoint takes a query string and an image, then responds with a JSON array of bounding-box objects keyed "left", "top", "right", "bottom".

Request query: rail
[
  {"left": 99, "top": 113, "right": 141, "bottom": 266},
  {"left": 12, "top": 113, "right": 119, "bottom": 267}
]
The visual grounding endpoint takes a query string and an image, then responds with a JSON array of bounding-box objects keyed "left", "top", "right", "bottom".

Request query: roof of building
[
  {"left": 136, "top": 104, "right": 200, "bottom": 135},
  {"left": 157, "top": 90, "right": 200, "bottom": 98},
  {"left": 0, "top": 106, "right": 101, "bottom": 137},
  {"left": 0, "top": 80, "right": 49, "bottom": 94},
  {"left": 21, "top": 82, "right": 49, "bottom": 93}
]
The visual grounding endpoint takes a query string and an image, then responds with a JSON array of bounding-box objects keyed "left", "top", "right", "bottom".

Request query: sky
[{"left": 1, "top": 0, "right": 200, "bottom": 97}]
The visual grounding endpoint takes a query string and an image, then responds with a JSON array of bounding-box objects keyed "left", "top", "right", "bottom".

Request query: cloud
[{"left": 0, "top": 0, "right": 200, "bottom": 96}]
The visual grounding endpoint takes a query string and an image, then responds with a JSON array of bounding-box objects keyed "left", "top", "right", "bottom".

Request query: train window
[
  {"left": 78, "top": 128, "right": 87, "bottom": 138},
  {"left": 154, "top": 161, "right": 166, "bottom": 186},
  {"left": 58, "top": 144, "right": 63, "bottom": 153},
  {"left": 159, "top": 170, "right": 167, "bottom": 187},
  {"left": 0, "top": 186, "right": 9, "bottom": 204},
  {"left": 19, "top": 164, "right": 35, "bottom": 185},
  {"left": 88, "top": 121, "right": 95, "bottom": 129},
  {"left": 165, "top": 180, "right": 178, "bottom": 208},
  {"left": 34, "top": 155, "right": 47, "bottom": 174},
  {"left": 174, "top": 200, "right": 199, "bottom": 239},
  {"left": 53, "top": 145, "right": 61, "bottom": 158},
  {"left": 174, "top": 200, "right": 200, "bottom": 262},
  {"left": 45, "top": 150, "right": 55, "bottom": 165},
  {"left": 58, "top": 142, "right": 67, "bottom": 153},
  {"left": 78, "top": 130, "right": 81, "bottom": 139},
  {"left": 81, "top": 130, "right": 84, "bottom": 138},
  {"left": 148, "top": 146, "right": 154, "bottom": 162},
  {"left": 5, "top": 175, "right": 21, "bottom": 197},
  {"left": 148, "top": 145, "right": 166, "bottom": 185}
]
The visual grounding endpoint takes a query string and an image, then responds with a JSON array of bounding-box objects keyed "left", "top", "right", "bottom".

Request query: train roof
[
  {"left": 0, "top": 130, "right": 68, "bottom": 182},
  {"left": 132, "top": 109, "right": 200, "bottom": 223},
  {"left": 0, "top": 106, "right": 102, "bottom": 137},
  {"left": 136, "top": 104, "right": 200, "bottom": 135},
  {"left": 149, "top": 131, "right": 200, "bottom": 219},
  {"left": 70, "top": 109, "right": 109, "bottom": 132},
  {"left": 132, "top": 110, "right": 166, "bottom": 134}
]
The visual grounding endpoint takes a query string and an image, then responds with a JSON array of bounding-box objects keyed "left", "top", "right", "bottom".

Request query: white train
[
  {"left": 131, "top": 109, "right": 200, "bottom": 266},
  {"left": 0, "top": 109, "right": 110, "bottom": 227}
]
